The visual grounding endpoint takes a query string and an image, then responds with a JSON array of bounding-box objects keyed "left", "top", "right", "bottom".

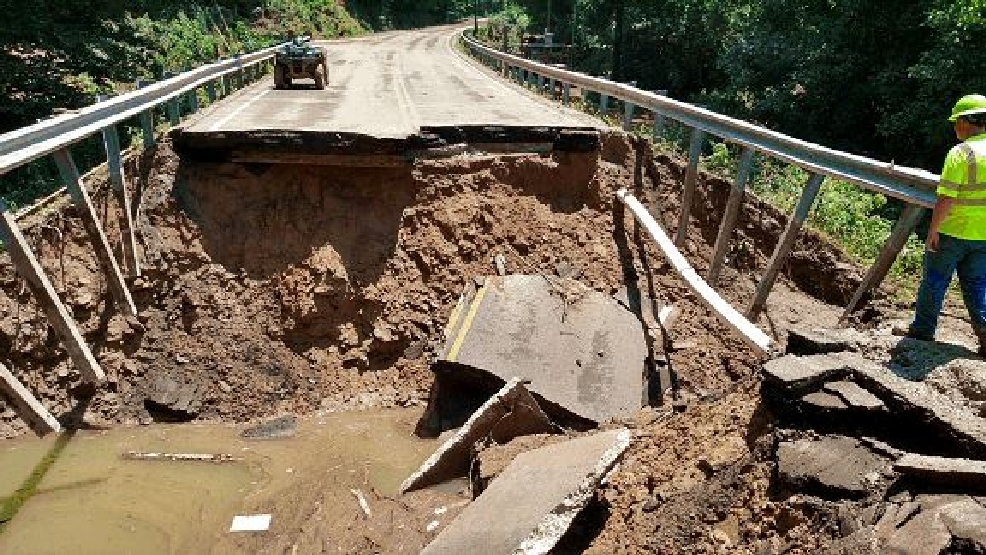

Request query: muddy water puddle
[{"left": 0, "top": 409, "right": 436, "bottom": 555}]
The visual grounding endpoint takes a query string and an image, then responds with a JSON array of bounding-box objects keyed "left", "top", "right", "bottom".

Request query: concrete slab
[
  {"left": 421, "top": 429, "right": 631, "bottom": 555},
  {"left": 439, "top": 275, "right": 648, "bottom": 423},
  {"left": 762, "top": 354, "right": 849, "bottom": 394},
  {"left": 895, "top": 454, "right": 986, "bottom": 489},
  {"left": 823, "top": 381, "right": 885, "bottom": 411},
  {"left": 801, "top": 391, "right": 848, "bottom": 410},
  {"left": 885, "top": 508, "right": 952, "bottom": 555},
  {"left": 776, "top": 436, "right": 891, "bottom": 499},
  {"left": 786, "top": 327, "right": 859, "bottom": 356},
  {"left": 401, "top": 378, "right": 557, "bottom": 494},
  {"left": 940, "top": 497, "right": 986, "bottom": 547}
]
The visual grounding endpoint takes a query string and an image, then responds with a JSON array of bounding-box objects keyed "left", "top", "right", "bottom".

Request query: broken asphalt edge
[
  {"left": 401, "top": 376, "right": 526, "bottom": 494},
  {"left": 512, "top": 428, "right": 632, "bottom": 555}
]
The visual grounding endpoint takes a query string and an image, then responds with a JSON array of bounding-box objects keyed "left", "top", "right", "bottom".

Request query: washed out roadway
[{"left": 185, "top": 23, "right": 601, "bottom": 138}]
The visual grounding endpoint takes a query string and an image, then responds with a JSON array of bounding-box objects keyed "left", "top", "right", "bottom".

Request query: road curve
[{"left": 185, "top": 24, "right": 601, "bottom": 138}]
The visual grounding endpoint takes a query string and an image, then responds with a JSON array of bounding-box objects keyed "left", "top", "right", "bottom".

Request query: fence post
[
  {"left": 135, "top": 80, "right": 155, "bottom": 149},
  {"left": 653, "top": 90, "right": 668, "bottom": 140},
  {"left": 600, "top": 93, "right": 610, "bottom": 115},
  {"left": 674, "top": 128, "right": 707, "bottom": 247},
  {"left": 51, "top": 149, "right": 138, "bottom": 318},
  {"left": 563, "top": 83, "right": 571, "bottom": 106},
  {"left": 0, "top": 201, "right": 105, "bottom": 383},
  {"left": 841, "top": 204, "right": 926, "bottom": 320},
  {"left": 708, "top": 148, "right": 756, "bottom": 286},
  {"left": 623, "top": 102, "right": 635, "bottom": 131},
  {"left": 97, "top": 95, "right": 140, "bottom": 278},
  {"left": 748, "top": 173, "right": 825, "bottom": 319},
  {"left": 206, "top": 81, "right": 217, "bottom": 103}
]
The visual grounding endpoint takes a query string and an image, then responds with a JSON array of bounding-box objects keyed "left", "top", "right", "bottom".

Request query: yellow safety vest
[{"left": 938, "top": 133, "right": 986, "bottom": 241}]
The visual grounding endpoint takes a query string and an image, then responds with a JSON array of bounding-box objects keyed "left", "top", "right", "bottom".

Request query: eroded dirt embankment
[{"left": 0, "top": 128, "right": 876, "bottom": 553}]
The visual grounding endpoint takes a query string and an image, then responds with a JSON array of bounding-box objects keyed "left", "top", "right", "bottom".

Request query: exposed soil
[{"left": 0, "top": 128, "right": 912, "bottom": 553}]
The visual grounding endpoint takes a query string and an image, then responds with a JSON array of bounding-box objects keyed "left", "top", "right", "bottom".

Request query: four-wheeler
[{"left": 274, "top": 36, "right": 328, "bottom": 90}]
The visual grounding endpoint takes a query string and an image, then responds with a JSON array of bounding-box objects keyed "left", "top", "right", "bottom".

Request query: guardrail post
[
  {"left": 188, "top": 88, "right": 200, "bottom": 113},
  {"left": 841, "top": 204, "right": 925, "bottom": 320},
  {"left": 51, "top": 149, "right": 138, "bottom": 318},
  {"left": 708, "top": 148, "right": 756, "bottom": 286},
  {"left": 206, "top": 81, "right": 217, "bottom": 103},
  {"left": 653, "top": 90, "right": 668, "bottom": 139},
  {"left": 600, "top": 94, "right": 610, "bottom": 115},
  {"left": 135, "top": 80, "right": 155, "bottom": 149},
  {"left": 97, "top": 95, "right": 140, "bottom": 278},
  {"left": 748, "top": 173, "right": 825, "bottom": 320},
  {"left": 0, "top": 200, "right": 105, "bottom": 384},
  {"left": 623, "top": 102, "right": 635, "bottom": 131},
  {"left": 222, "top": 73, "right": 233, "bottom": 98},
  {"left": 674, "top": 128, "right": 707, "bottom": 247},
  {"left": 563, "top": 83, "right": 571, "bottom": 106},
  {"left": 0, "top": 362, "right": 61, "bottom": 434}
]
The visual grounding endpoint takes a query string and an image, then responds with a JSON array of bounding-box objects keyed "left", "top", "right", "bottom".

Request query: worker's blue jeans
[{"left": 910, "top": 233, "right": 986, "bottom": 339}]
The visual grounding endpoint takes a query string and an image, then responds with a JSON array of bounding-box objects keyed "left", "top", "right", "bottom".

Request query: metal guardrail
[
  {"left": 0, "top": 46, "right": 279, "bottom": 176},
  {"left": 461, "top": 32, "right": 939, "bottom": 208},
  {"left": 460, "top": 30, "right": 935, "bottom": 326}
]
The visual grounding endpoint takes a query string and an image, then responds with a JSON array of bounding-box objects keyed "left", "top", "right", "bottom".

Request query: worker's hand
[{"left": 926, "top": 230, "right": 940, "bottom": 253}]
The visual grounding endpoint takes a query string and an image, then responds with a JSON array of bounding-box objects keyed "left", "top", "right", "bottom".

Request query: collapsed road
[{"left": 3, "top": 21, "right": 986, "bottom": 555}]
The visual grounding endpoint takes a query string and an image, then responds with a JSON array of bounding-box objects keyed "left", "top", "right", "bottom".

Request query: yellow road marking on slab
[{"left": 447, "top": 280, "right": 489, "bottom": 363}]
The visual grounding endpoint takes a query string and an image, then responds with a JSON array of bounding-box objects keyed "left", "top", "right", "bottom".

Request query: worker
[{"left": 905, "top": 94, "right": 986, "bottom": 355}]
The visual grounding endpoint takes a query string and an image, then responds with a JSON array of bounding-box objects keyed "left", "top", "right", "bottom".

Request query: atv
[{"left": 274, "top": 36, "right": 328, "bottom": 90}]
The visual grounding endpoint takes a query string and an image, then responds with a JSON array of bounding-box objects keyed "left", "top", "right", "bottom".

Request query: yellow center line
[{"left": 447, "top": 279, "right": 489, "bottom": 363}]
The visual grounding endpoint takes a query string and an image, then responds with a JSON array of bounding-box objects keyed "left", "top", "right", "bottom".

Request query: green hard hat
[{"left": 949, "top": 94, "right": 986, "bottom": 122}]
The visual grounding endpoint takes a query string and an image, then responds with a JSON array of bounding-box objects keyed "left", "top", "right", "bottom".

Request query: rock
[
  {"left": 884, "top": 507, "right": 952, "bottom": 555},
  {"left": 801, "top": 391, "right": 848, "bottom": 410},
  {"left": 762, "top": 354, "right": 848, "bottom": 395},
  {"left": 895, "top": 454, "right": 986, "bottom": 489},
  {"left": 403, "top": 341, "right": 426, "bottom": 360},
  {"left": 777, "top": 436, "right": 892, "bottom": 499},
  {"left": 144, "top": 375, "right": 202, "bottom": 421},
  {"left": 825, "top": 526, "right": 880, "bottom": 555},
  {"left": 823, "top": 381, "right": 885, "bottom": 411},
  {"left": 786, "top": 328, "right": 856, "bottom": 356},
  {"left": 241, "top": 415, "right": 298, "bottom": 440},
  {"left": 939, "top": 497, "right": 986, "bottom": 548}
]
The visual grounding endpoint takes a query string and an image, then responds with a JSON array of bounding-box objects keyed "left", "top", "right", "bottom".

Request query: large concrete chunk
[
  {"left": 837, "top": 352, "right": 986, "bottom": 457},
  {"left": 777, "top": 436, "right": 891, "bottom": 499},
  {"left": 895, "top": 454, "right": 986, "bottom": 489},
  {"left": 401, "top": 378, "right": 556, "bottom": 494},
  {"left": 823, "top": 381, "right": 885, "bottom": 411},
  {"left": 762, "top": 354, "right": 849, "bottom": 394},
  {"left": 439, "top": 275, "right": 648, "bottom": 423},
  {"left": 940, "top": 497, "right": 986, "bottom": 548},
  {"left": 421, "top": 429, "right": 631, "bottom": 555}
]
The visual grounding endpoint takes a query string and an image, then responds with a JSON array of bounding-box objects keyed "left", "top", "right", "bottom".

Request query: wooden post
[
  {"left": 674, "top": 128, "right": 707, "bottom": 247},
  {"left": 0, "top": 201, "right": 105, "bottom": 383},
  {"left": 97, "top": 96, "right": 141, "bottom": 278},
  {"left": 748, "top": 173, "right": 825, "bottom": 320},
  {"left": 222, "top": 74, "right": 232, "bottom": 97},
  {"left": 51, "top": 149, "right": 138, "bottom": 318},
  {"left": 0, "top": 363, "right": 61, "bottom": 434},
  {"left": 841, "top": 204, "right": 925, "bottom": 320},
  {"left": 623, "top": 102, "right": 635, "bottom": 131},
  {"left": 600, "top": 94, "right": 610, "bottom": 115},
  {"left": 708, "top": 148, "right": 756, "bottom": 286},
  {"left": 653, "top": 90, "right": 668, "bottom": 139},
  {"left": 187, "top": 87, "right": 200, "bottom": 113},
  {"left": 563, "top": 83, "right": 571, "bottom": 106},
  {"left": 135, "top": 80, "right": 156, "bottom": 149},
  {"left": 206, "top": 81, "right": 217, "bottom": 103}
]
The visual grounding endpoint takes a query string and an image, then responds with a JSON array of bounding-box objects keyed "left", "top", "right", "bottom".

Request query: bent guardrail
[{"left": 460, "top": 31, "right": 935, "bottom": 325}]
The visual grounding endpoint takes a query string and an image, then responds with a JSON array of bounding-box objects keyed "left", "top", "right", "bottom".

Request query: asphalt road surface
[{"left": 185, "top": 24, "right": 601, "bottom": 138}]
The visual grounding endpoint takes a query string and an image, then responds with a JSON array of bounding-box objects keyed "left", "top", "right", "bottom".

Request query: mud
[{"left": 0, "top": 128, "right": 886, "bottom": 553}]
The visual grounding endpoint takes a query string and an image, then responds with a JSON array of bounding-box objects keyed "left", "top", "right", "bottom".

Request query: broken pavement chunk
[
  {"left": 421, "top": 429, "right": 631, "bottom": 555},
  {"left": 823, "top": 381, "right": 885, "bottom": 411},
  {"left": 776, "top": 436, "right": 891, "bottom": 499},
  {"left": 401, "top": 377, "right": 557, "bottom": 494},
  {"left": 894, "top": 454, "right": 986, "bottom": 489},
  {"left": 439, "top": 275, "right": 648, "bottom": 423},
  {"left": 762, "top": 354, "right": 848, "bottom": 395},
  {"left": 801, "top": 391, "right": 848, "bottom": 410},
  {"left": 785, "top": 328, "right": 856, "bottom": 356}
]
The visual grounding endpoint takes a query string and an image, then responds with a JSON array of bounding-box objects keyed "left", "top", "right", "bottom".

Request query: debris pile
[{"left": 764, "top": 329, "right": 986, "bottom": 553}]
